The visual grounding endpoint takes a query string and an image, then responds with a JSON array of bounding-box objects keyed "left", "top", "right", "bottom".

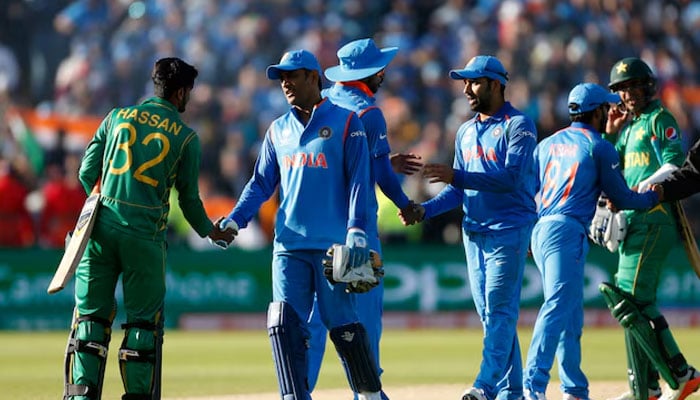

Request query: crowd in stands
[{"left": 1, "top": 0, "right": 700, "bottom": 249}]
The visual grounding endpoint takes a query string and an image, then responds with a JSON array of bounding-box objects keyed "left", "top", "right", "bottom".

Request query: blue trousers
[
  {"left": 306, "top": 237, "right": 386, "bottom": 399},
  {"left": 271, "top": 250, "right": 361, "bottom": 399},
  {"left": 524, "top": 217, "right": 589, "bottom": 399},
  {"left": 466, "top": 225, "right": 532, "bottom": 400}
]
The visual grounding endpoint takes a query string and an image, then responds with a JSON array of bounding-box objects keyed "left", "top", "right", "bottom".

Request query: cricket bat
[
  {"left": 674, "top": 201, "right": 700, "bottom": 279},
  {"left": 47, "top": 184, "right": 101, "bottom": 294}
]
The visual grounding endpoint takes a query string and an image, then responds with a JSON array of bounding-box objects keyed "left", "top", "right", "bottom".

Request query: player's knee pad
[
  {"left": 118, "top": 314, "right": 164, "bottom": 400},
  {"left": 267, "top": 301, "right": 310, "bottom": 400},
  {"left": 64, "top": 310, "right": 114, "bottom": 400},
  {"left": 600, "top": 282, "right": 679, "bottom": 390},
  {"left": 329, "top": 322, "right": 381, "bottom": 393}
]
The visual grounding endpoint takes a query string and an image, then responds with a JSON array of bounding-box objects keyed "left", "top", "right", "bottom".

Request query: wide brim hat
[
  {"left": 449, "top": 55, "right": 509, "bottom": 85},
  {"left": 324, "top": 38, "right": 399, "bottom": 82},
  {"left": 266, "top": 49, "right": 322, "bottom": 80}
]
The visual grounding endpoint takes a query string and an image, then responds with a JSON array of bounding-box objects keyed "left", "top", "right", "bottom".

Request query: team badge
[
  {"left": 278, "top": 128, "right": 292, "bottom": 146},
  {"left": 492, "top": 127, "right": 503, "bottom": 138},
  {"left": 664, "top": 126, "right": 678, "bottom": 141},
  {"left": 319, "top": 127, "right": 332, "bottom": 139}
]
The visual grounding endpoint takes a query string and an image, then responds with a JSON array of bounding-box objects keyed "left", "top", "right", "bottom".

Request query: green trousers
[{"left": 70, "top": 219, "right": 166, "bottom": 398}]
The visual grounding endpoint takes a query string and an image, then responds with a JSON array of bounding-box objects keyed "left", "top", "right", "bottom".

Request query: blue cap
[
  {"left": 568, "top": 83, "right": 621, "bottom": 114},
  {"left": 266, "top": 49, "right": 322, "bottom": 80},
  {"left": 324, "top": 38, "right": 398, "bottom": 82},
  {"left": 449, "top": 55, "right": 509, "bottom": 85}
]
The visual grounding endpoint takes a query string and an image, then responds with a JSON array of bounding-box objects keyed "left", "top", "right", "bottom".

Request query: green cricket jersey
[
  {"left": 605, "top": 99, "right": 685, "bottom": 224},
  {"left": 79, "top": 96, "right": 213, "bottom": 241}
]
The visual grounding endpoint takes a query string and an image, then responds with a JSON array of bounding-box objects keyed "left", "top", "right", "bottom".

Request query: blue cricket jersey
[
  {"left": 227, "top": 98, "right": 370, "bottom": 251},
  {"left": 424, "top": 102, "right": 538, "bottom": 233},
  {"left": 323, "top": 83, "right": 409, "bottom": 239},
  {"left": 535, "top": 121, "right": 658, "bottom": 225}
]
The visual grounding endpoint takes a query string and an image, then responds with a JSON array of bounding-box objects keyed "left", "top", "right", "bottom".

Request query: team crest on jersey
[
  {"left": 492, "top": 127, "right": 503, "bottom": 138},
  {"left": 278, "top": 128, "right": 293, "bottom": 146},
  {"left": 319, "top": 127, "right": 332, "bottom": 139},
  {"left": 664, "top": 126, "right": 678, "bottom": 141}
]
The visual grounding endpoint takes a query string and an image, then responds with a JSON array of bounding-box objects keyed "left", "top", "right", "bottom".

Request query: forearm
[{"left": 375, "top": 155, "right": 409, "bottom": 209}]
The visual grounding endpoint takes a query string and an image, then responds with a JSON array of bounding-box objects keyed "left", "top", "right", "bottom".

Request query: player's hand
[
  {"left": 398, "top": 200, "right": 425, "bottom": 226},
  {"left": 390, "top": 153, "right": 423, "bottom": 175},
  {"left": 422, "top": 163, "right": 454, "bottom": 184},
  {"left": 208, "top": 217, "right": 238, "bottom": 250},
  {"left": 650, "top": 184, "right": 665, "bottom": 202},
  {"left": 605, "top": 198, "right": 620, "bottom": 213},
  {"left": 605, "top": 102, "right": 629, "bottom": 136},
  {"left": 345, "top": 228, "right": 369, "bottom": 268}
]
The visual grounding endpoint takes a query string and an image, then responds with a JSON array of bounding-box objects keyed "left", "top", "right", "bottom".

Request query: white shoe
[
  {"left": 563, "top": 393, "right": 589, "bottom": 400},
  {"left": 358, "top": 392, "right": 382, "bottom": 400},
  {"left": 607, "top": 387, "right": 661, "bottom": 400},
  {"left": 660, "top": 367, "right": 700, "bottom": 400},
  {"left": 525, "top": 389, "right": 547, "bottom": 400},
  {"left": 462, "top": 387, "right": 488, "bottom": 400}
]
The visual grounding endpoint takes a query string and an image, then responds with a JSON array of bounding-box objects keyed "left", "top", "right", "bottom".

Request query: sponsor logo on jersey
[
  {"left": 319, "top": 127, "right": 332, "bottom": 139},
  {"left": 664, "top": 126, "right": 678, "bottom": 141},
  {"left": 349, "top": 130, "right": 366, "bottom": 138},
  {"left": 379, "top": 133, "right": 388, "bottom": 140},
  {"left": 282, "top": 152, "right": 328, "bottom": 169},
  {"left": 492, "top": 127, "right": 502, "bottom": 137},
  {"left": 522, "top": 130, "right": 537, "bottom": 140}
]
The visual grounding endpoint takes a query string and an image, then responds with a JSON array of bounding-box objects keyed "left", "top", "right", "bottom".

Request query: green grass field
[{"left": 3, "top": 327, "right": 699, "bottom": 399}]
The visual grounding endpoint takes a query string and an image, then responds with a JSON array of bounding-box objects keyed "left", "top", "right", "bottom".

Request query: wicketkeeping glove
[
  {"left": 322, "top": 244, "right": 384, "bottom": 293},
  {"left": 588, "top": 197, "right": 627, "bottom": 253},
  {"left": 345, "top": 228, "right": 369, "bottom": 268}
]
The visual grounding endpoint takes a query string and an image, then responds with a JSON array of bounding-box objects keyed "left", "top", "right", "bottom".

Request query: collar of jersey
[
  {"left": 338, "top": 81, "right": 375, "bottom": 98},
  {"left": 475, "top": 101, "right": 511, "bottom": 123},
  {"left": 143, "top": 96, "right": 178, "bottom": 112}
]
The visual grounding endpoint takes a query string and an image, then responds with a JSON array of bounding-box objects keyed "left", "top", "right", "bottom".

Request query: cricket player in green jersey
[
  {"left": 61, "top": 57, "right": 236, "bottom": 400},
  {"left": 602, "top": 57, "right": 700, "bottom": 400}
]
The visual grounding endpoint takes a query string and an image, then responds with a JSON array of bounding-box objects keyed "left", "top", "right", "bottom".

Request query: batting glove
[{"left": 345, "top": 228, "right": 369, "bottom": 268}]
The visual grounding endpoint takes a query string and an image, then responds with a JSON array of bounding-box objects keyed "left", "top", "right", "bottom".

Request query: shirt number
[{"left": 108, "top": 122, "right": 170, "bottom": 187}]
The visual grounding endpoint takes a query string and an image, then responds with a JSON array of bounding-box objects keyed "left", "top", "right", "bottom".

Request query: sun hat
[
  {"left": 568, "top": 82, "right": 621, "bottom": 114},
  {"left": 324, "top": 38, "right": 398, "bottom": 82},
  {"left": 266, "top": 49, "right": 322, "bottom": 80},
  {"left": 449, "top": 55, "right": 509, "bottom": 85}
]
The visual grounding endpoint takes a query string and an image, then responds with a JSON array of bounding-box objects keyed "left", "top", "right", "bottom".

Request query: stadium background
[{"left": 1, "top": 0, "right": 700, "bottom": 331}]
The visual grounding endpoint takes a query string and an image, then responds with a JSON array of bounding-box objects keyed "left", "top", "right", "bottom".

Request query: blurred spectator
[
  {"left": 0, "top": 0, "right": 699, "bottom": 248},
  {"left": 38, "top": 154, "right": 86, "bottom": 248},
  {"left": 0, "top": 158, "right": 35, "bottom": 247}
]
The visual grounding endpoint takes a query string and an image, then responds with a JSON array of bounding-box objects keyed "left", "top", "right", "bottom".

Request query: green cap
[{"left": 609, "top": 57, "right": 655, "bottom": 91}]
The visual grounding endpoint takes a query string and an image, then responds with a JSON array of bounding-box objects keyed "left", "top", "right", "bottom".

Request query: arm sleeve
[
  {"left": 374, "top": 154, "right": 410, "bottom": 209},
  {"left": 660, "top": 139, "right": 700, "bottom": 202},
  {"left": 451, "top": 116, "right": 538, "bottom": 192},
  {"left": 653, "top": 113, "right": 685, "bottom": 166},
  {"left": 78, "top": 110, "right": 112, "bottom": 194},
  {"left": 597, "top": 142, "right": 659, "bottom": 209},
  {"left": 422, "top": 184, "right": 462, "bottom": 219},
  {"left": 227, "top": 129, "right": 280, "bottom": 229},
  {"left": 344, "top": 114, "right": 370, "bottom": 231},
  {"left": 175, "top": 133, "right": 214, "bottom": 237}
]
